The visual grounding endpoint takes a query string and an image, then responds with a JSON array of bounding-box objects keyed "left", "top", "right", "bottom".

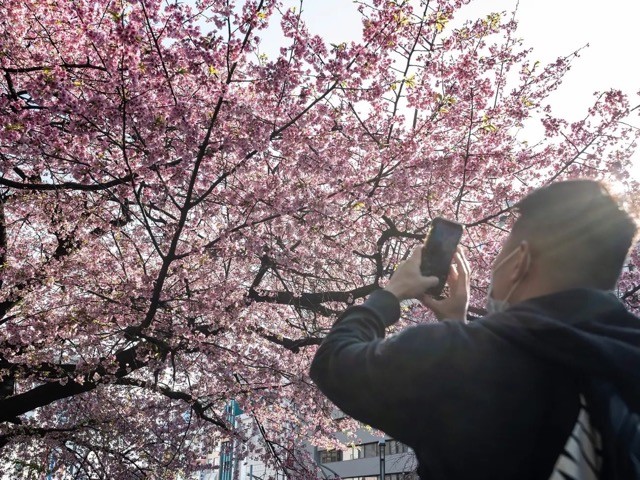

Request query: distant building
[
  {"left": 192, "top": 449, "right": 220, "bottom": 480},
  {"left": 311, "top": 426, "right": 418, "bottom": 480},
  {"left": 190, "top": 405, "right": 419, "bottom": 480}
]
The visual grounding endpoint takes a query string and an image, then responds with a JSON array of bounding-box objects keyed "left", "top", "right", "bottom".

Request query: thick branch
[
  {"left": 248, "top": 283, "right": 377, "bottom": 317},
  {"left": 0, "top": 343, "right": 147, "bottom": 423},
  {"left": 2, "top": 63, "right": 108, "bottom": 74},
  {"left": 114, "top": 378, "right": 228, "bottom": 430},
  {"left": 254, "top": 327, "right": 323, "bottom": 353},
  {"left": 0, "top": 196, "right": 6, "bottom": 286},
  {"left": 0, "top": 174, "right": 134, "bottom": 192}
]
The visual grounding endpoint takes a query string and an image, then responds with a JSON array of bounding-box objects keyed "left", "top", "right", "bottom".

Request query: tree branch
[
  {"left": 0, "top": 343, "right": 148, "bottom": 423},
  {"left": 0, "top": 174, "right": 134, "bottom": 192}
]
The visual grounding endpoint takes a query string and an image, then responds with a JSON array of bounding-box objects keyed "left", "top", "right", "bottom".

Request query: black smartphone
[{"left": 420, "top": 217, "right": 463, "bottom": 297}]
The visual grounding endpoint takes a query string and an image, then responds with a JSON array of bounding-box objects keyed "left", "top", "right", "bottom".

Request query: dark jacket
[{"left": 309, "top": 288, "right": 640, "bottom": 479}]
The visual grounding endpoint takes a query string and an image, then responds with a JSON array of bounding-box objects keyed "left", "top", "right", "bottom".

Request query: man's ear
[{"left": 509, "top": 241, "right": 531, "bottom": 282}]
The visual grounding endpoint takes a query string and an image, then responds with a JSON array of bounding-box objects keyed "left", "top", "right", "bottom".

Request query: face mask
[{"left": 485, "top": 246, "right": 530, "bottom": 314}]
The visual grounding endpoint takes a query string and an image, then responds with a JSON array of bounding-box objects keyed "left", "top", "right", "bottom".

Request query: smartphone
[{"left": 420, "top": 217, "right": 463, "bottom": 297}]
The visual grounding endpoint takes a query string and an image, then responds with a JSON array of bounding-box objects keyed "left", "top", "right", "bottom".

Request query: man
[{"left": 309, "top": 180, "right": 640, "bottom": 479}]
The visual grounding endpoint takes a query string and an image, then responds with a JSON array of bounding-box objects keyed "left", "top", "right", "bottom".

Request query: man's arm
[
  {"left": 309, "top": 288, "right": 475, "bottom": 444},
  {"left": 309, "top": 246, "right": 475, "bottom": 441}
]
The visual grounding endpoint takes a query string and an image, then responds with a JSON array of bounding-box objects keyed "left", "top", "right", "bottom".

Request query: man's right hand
[{"left": 420, "top": 247, "right": 470, "bottom": 322}]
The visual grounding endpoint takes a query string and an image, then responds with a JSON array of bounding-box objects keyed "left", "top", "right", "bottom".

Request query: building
[
  {"left": 190, "top": 404, "right": 419, "bottom": 480},
  {"left": 311, "top": 426, "right": 418, "bottom": 480}
]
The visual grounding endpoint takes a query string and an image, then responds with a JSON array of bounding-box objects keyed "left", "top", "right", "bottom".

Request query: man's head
[{"left": 489, "top": 179, "right": 638, "bottom": 306}]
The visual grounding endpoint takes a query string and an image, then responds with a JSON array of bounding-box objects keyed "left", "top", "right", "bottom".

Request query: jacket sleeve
[
  {"left": 310, "top": 291, "right": 560, "bottom": 474},
  {"left": 309, "top": 289, "right": 472, "bottom": 442}
]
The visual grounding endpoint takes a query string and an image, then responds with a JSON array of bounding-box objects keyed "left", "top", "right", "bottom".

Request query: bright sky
[{"left": 258, "top": 0, "right": 640, "bottom": 178}]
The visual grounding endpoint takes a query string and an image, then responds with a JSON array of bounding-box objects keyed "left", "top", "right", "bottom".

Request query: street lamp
[{"left": 379, "top": 440, "right": 386, "bottom": 480}]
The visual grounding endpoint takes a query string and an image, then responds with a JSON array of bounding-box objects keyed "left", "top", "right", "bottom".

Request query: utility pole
[{"left": 379, "top": 440, "right": 386, "bottom": 480}]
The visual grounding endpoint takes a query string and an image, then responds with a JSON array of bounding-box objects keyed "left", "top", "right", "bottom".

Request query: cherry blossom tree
[{"left": 0, "top": 0, "right": 638, "bottom": 477}]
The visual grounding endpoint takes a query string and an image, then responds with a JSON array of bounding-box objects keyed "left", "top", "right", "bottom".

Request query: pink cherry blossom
[{"left": 0, "top": 0, "right": 638, "bottom": 477}]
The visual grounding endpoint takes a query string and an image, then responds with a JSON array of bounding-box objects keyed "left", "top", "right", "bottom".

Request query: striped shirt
[{"left": 548, "top": 395, "right": 603, "bottom": 480}]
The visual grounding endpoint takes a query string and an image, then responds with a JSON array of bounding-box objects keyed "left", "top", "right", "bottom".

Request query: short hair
[{"left": 511, "top": 179, "right": 637, "bottom": 290}]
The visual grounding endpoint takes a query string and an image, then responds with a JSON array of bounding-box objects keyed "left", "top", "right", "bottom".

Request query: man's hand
[
  {"left": 420, "top": 247, "right": 470, "bottom": 321},
  {"left": 384, "top": 247, "right": 439, "bottom": 301}
]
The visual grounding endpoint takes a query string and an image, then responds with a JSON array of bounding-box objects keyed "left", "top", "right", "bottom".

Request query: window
[
  {"left": 343, "top": 442, "right": 379, "bottom": 460},
  {"left": 343, "top": 444, "right": 363, "bottom": 460},
  {"left": 318, "top": 449, "right": 343, "bottom": 463},
  {"left": 343, "top": 475, "right": 417, "bottom": 480},
  {"left": 324, "top": 440, "right": 408, "bottom": 463},
  {"left": 385, "top": 440, "right": 409, "bottom": 456},
  {"left": 362, "top": 442, "right": 378, "bottom": 458},
  {"left": 385, "top": 474, "right": 419, "bottom": 480}
]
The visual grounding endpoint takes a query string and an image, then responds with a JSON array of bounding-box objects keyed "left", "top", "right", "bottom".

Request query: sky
[{"left": 258, "top": 0, "right": 640, "bottom": 177}]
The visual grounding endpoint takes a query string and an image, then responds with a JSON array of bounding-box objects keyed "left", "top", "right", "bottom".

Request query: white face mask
[{"left": 485, "top": 246, "right": 530, "bottom": 314}]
